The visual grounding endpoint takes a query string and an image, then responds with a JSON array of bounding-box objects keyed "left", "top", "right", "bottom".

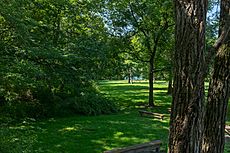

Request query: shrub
[
  {"left": 0, "top": 84, "right": 118, "bottom": 120},
  {"left": 64, "top": 93, "right": 117, "bottom": 116}
]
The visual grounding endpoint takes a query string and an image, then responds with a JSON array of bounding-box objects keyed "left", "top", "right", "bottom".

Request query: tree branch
[
  {"left": 128, "top": 2, "right": 149, "bottom": 38},
  {"left": 153, "top": 66, "right": 172, "bottom": 73},
  {"left": 204, "top": 21, "right": 230, "bottom": 76},
  {"left": 124, "top": 46, "right": 150, "bottom": 63},
  {"left": 213, "top": 25, "right": 230, "bottom": 50}
]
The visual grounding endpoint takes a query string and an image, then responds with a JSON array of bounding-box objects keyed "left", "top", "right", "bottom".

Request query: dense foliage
[{"left": 0, "top": 0, "right": 118, "bottom": 120}]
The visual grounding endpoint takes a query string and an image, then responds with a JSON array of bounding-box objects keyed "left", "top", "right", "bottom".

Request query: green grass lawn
[{"left": 1, "top": 80, "right": 230, "bottom": 153}]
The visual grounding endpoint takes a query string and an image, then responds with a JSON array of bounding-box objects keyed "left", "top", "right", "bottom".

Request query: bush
[
  {"left": 0, "top": 47, "right": 118, "bottom": 120},
  {"left": 64, "top": 93, "right": 118, "bottom": 116},
  {"left": 1, "top": 100, "right": 44, "bottom": 119},
  {"left": 0, "top": 85, "right": 118, "bottom": 120}
]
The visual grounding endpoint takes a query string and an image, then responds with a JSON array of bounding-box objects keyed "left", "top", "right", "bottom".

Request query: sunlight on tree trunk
[{"left": 169, "top": 0, "right": 208, "bottom": 152}]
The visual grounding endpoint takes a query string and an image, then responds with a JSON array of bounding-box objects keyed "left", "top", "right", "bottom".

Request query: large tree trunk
[
  {"left": 148, "top": 55, "right": 154, "bottom": 107},
  {"left": 202, "top": 40, "right": 230, "bottom": 153},
  {"left": 168, "top": 0, "right": 208, "bottom": 152},
  {"left": 202, "top": 1, "right": 230, "bottom": 152}
]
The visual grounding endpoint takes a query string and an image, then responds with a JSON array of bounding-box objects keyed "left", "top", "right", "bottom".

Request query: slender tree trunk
[
  {"left": 128, "top": 68, "right": 133, "bottom": 84},
  {"left": 202, "top": 1, "right": 230, "bottom": 152},
  {"left": 128, "top": 76, "right": 131, "bottom": 83},
  {"left": 169, "top": 0, "right": 207, "bottom": 152},
  {"left": 167, "top": 78, "right": 173, "bottom": 95},
  {"left": 148, "top": 55, "right": 154, "bottom": 107},
  {"left": 128, "top": 73, "right": 131, "bottom": 84},
  {"left": 167, "top": 69, "right": 173, "bottom": 95}
]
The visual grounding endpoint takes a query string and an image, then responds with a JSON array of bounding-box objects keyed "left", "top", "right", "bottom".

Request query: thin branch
[
  {"left": 129, "top": 2, "right": 149, "bottom": 38},
  {"left": 124, "top": 46, "right": 150, "bottom": 63},
  {"left": 153, "top": 66, "right": 172, "bottom": 73},
  {"left": 213, "top": 25, "right": 230, "bottom": 50},
  {"left": 128, "top": 52, "right": 150, "bottom": 63}
]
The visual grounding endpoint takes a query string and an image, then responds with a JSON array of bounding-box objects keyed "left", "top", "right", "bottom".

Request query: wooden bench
[
  {"left": 225, "top": 126, "right": 230, "bottom": 142},
  {"left": 138, "top": 110, "right": 164, "bottom": 120},
  {"left": 226, "top": 125, "right": 230, "bottom": 136},
  {"left": 104, "top": 140, "right": 162, "bottom": 153}
]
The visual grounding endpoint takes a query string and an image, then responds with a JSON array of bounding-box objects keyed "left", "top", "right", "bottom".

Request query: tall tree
[
  {"left": 0, "top": 0, "right": 118, "bottom": 117},
  {"left": 169, "top": 0, "right": 208, "bottom": 152},
  {"left": 105, "top": 0, "right": 173, "bottom": 106},
  {"left": 202, "top": 0, "right": 230, "bottom": 152}
]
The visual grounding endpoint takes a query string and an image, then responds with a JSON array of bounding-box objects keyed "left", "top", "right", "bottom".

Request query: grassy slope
[{"left": 0, "top": 80, "right": 229, "bottom": 153}]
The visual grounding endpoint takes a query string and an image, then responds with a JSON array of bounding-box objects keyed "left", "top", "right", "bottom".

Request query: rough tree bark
[
  {"left": 169, "top": 0, "right": 208, "bottom": 152},
  {"left": 202, "top": 0, "right": 230, "bottom": 152}
]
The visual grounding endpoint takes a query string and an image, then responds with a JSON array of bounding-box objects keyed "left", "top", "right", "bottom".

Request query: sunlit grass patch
[{"left": 1, "top": 80, "right": 229, "bottom": 153}]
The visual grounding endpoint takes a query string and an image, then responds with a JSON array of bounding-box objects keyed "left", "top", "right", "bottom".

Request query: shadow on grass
[
  {"left": 3, "top": 81, "right": 227, "bottom": 153},
  {"left": 36, "top": 113, "right": 169, "bottom": 153},
  {"left": 0, "top": 111, "right": 170, "bottom": 153},
  {"left": 100, "top": 81, "right": 171, "bottom": 111}
]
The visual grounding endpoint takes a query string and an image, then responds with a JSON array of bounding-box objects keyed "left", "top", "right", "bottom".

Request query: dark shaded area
[{"left": 0, "top": 111, "right": 169, "bottom": 153}]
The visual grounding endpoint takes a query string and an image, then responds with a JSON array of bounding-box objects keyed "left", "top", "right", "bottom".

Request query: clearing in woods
[{"left": 0, "top": 80, "right": 229, "bottom": 153}]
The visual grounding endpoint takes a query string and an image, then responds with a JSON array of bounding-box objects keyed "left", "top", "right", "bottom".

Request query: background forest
[
  {"left": 0, "top": 0, "right": 229, "bottom": 153},
  {"left": 0, "top": 0, "right": 176, "bottom": 120}
]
